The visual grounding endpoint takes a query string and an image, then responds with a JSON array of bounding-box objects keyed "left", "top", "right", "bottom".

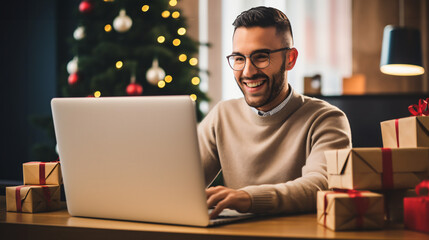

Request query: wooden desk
[{"left": 1, "top": 196, "right": 428, "bottom": 240}]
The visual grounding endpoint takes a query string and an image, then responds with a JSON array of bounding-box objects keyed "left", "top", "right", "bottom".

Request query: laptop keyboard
[{"left": 208, "top": 209, "right": 254, "bottom": 225}]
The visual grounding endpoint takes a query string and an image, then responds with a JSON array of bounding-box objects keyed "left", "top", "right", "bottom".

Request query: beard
[{"left": 236, "top": 57, "right": 287, "bottom": 109}]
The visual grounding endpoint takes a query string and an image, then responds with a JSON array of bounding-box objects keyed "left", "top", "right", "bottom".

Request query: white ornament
[
  {"left": 67, "top": 57, "right": 78, "bottom": 74},
  {"left": 73, "top": 26, "right": 85, "bottom": 40},
  {"left": 113, "top": 9, "right": 133, "bottom": 33},
  {"left": 146, "top": 58, "right": 165, "bottom": 85}
]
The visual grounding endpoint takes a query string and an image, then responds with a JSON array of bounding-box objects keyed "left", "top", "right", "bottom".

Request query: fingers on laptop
[{"left": 206, "top": 186, "right": 251, "bottom": 219}]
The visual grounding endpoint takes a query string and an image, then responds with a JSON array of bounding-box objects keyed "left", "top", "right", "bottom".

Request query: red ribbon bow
[
  {"left": 408, "top": 98, "right": 429, "bottom": 116},
  {"left": 415, "top": 180, "right": 429, "bottom": 196}
]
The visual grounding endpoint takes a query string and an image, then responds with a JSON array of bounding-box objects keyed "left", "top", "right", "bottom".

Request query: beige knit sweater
[{"left": 197, "top": 89, "right": 352, "bottom": 214}]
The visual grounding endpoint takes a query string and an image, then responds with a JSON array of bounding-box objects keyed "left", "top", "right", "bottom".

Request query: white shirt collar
[{"left": 251, "top": 87, "right": 293, "bottom": 117}]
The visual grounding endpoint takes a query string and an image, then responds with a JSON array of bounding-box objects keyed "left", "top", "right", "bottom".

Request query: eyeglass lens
[{"left": 228, "top": 52, "right": 270, "bottom": 71}]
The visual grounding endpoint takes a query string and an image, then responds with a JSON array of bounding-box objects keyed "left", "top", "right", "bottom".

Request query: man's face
[{"left": 231, "top": 26, "right": 297, "bottom": 112}]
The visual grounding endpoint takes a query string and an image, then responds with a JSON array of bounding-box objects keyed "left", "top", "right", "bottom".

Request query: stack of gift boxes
[
  {"left": 318, "top": 99, "right": 429, "bottom": 232},
  {"left": 6, "top": 161, "right": 62, "bottom": 213}
]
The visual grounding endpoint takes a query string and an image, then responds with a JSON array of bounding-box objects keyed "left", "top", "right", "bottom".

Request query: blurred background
[{"left": 0, "top": 0, "right": 428, "bottom": 187}]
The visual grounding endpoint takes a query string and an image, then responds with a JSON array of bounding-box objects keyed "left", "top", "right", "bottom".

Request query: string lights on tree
[
  {"left": 32, "top": 0, "right": 212, "bottom": 165},
  {"left": 61, "top": 0, "right": 208, "bottom": 118}
]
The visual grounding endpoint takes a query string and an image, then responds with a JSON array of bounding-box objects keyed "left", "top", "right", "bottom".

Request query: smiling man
[{"left": 198, "top": 6, "right": 352, "bottom": 219}]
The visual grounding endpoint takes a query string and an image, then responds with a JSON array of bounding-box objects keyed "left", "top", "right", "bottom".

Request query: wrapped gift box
[
  {"left": 381, "top": 116, "right": 429, "bottom": 148},
  {"left": 404, "top": 180, "right": 429, "bottom": 233},
  {"left": 403, "top": 196, "right": 429, "bottom": 233},
  {"left": 6, "top": 185, "right": 61, "bottom": 213},
  {"left": 317, "top": 190, "right": 384, "bottom": 231},
  {"left": 325, "top": 148, "right": 429, "bottom": 190},
  {"left": 23, "top": 161, "right": 62, "bottom": 185}
]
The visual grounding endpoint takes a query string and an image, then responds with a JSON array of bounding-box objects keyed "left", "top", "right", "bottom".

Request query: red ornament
[
  {"left": 79, "top": 0, "right": 93, "bottom": 14},
  {"left": 68, "top": 72, "right": 79, "bottom": 85},
  {"left": 126, "top": 83, "right": 143, "bottom": 96}
]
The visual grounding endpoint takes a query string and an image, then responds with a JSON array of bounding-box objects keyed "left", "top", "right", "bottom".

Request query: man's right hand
[{"left": 206, "top": 186, "right": 251, "bottom": 219}]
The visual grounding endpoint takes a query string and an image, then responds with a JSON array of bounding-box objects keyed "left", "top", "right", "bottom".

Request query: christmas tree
[
  {"left": 62, "top": 0, "right": 208, "bottom": 119},
  {"left": 32, "top": 0, "right": 208, "bottom": 161}
]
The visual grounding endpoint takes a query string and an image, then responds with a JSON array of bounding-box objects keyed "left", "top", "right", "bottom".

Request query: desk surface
[{"left": 1, "top": 196, "right": 428, "bottom": 240}]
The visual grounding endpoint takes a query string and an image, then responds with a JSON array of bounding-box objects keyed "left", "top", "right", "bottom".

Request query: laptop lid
[{"left": 51, "top": 96, "right": 211, "bottom": 227}]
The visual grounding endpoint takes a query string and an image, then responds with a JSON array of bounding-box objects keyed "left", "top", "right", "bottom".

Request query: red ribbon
[
  {"left": 15, "top": 186, "right": 23, "bottom": 212},
  {"left": 14, "top": 185, "right": 52, "bottom": 212},
  {"left": 408, "top": 98, "right": 429, "bottom": 116},
  {"left": 41, "top": 186, "right": 52, "bottom": 209},
  {"left": 381, "top": 148, "right": 394, "bottom": 189},
  {"left": 323, "top": 189, "right": 369, "bottom": 228},
  {"left": 39, "top": 162, "right": 46, "bottom": 185},
  {"left": 416, "top": 180, "right": 429, "bottom": 196}
]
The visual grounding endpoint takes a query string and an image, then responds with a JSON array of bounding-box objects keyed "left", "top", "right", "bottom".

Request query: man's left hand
[{"left": 206, "top": 186, "right": 251, "bottom": 219}]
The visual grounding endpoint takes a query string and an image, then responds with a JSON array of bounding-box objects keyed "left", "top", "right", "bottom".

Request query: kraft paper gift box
[
  {"left": 381, "top": 116, "right": 429, "bottom": 148},
  {"left": 403, "top": 180, "right": 429, "bottom": 233},
  {"left": 317, "top": 190, "right": 384, "bottom": 231},
  {"left": 6, "top": 185, "right": 61, "bottom": 213},
  {"left": 23, "top": 161, "right": 62, "bottom": 185},
  {"left": 325, "top": 148, "right": 429, "bottom": 190}
]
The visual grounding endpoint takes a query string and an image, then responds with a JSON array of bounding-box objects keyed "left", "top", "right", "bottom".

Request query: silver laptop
[{"left": 51, "top": 95, "right": 252, "bottom": 227}]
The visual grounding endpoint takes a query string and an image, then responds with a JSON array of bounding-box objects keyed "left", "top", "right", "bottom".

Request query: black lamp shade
[{"left": 380, "top": 25, "right": 425, "bottom": 76}]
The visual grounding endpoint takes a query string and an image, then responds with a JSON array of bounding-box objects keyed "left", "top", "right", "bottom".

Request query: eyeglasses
[{"left": 226, "top": 47, "right": 291, "bottom": 71}]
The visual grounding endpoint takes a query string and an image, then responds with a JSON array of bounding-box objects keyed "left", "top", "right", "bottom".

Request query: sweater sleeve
[
  {"left": 197, "top": 104, "right": 222, "bottom": 187},
  {"left": 240, "top": 108, "right": 352, "bottom": 214}
]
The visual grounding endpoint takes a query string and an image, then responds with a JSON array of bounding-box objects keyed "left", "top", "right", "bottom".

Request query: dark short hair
[{"left": 232, "top": 6, "right": 293, "bottom": 46}]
